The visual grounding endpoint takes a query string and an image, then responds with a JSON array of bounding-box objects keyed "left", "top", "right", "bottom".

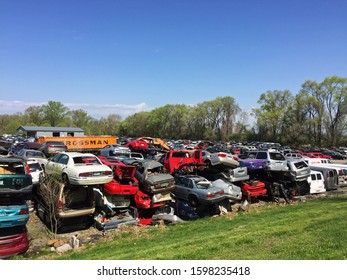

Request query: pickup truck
[{"left": 0, "top": 157, "right": 33, "bottom": 200}]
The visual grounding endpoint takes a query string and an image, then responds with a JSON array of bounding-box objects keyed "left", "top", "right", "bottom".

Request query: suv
[
  {"left": 285, "top": 158, "right": 311, "bottom": 181},
  {"left": 246, "top": 150, "right": 288, "bottom": 172}
]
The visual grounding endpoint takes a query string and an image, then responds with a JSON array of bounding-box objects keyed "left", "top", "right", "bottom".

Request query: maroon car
[{"left": 0, "top": 226, "right": 29, "bottom": 259}]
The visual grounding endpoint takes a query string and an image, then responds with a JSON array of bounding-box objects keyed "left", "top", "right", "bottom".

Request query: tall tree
[
  {"left": 253, "top": 90, "right": 294, "bottom": 142},
  {"left": 70, "top": 109, "right": 93, "bottom": 129},
  {"left": 24, "top": 106, "right": 45, "bottom": 126},
  {"left": 42, "top": 101, "right": 69, "bottom": 127}
]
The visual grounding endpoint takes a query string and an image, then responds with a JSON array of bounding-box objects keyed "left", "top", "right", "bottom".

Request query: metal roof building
[{"left": 17, "top": 126, "right": 85, "bottom": 138}]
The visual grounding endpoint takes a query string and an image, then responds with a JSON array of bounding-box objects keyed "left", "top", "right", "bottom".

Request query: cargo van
[
  {"left": 307, "top": 170, "right": 326, "bottom": 194},
  {"left": 318, "top": 164, "right": 347, "bottom": 187},
  {"left": 308, "top": 165, "right": 339, "bottom": 190}
]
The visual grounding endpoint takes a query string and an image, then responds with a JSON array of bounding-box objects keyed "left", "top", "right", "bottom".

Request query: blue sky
[{"left": 1, "top": 0, "right": 346, "bottom": 119}]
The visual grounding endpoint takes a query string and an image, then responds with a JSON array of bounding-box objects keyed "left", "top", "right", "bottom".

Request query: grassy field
[{"left": 28, "top": 194, "right": 347, "bottom": 260}]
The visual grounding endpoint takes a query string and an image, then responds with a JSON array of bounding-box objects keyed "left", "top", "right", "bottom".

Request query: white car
[
  {"left": 27, "top": 159, "right": 44, "bottom": 185},
  {"left": 45, "top": 152, "right": 113, "bottom": 186},
  {"left": 203, "top": 151, "right": 239, "bottom": 169}
]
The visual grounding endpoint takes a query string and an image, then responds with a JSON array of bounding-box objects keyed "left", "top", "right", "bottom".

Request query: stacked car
[{"left": 0, "top": 156, "right": 32, "bottom": 258}]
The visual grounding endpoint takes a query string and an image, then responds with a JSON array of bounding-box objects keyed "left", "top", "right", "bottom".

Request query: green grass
[{"left": 33, "top": 194, "right": 347, "bottom": 260}]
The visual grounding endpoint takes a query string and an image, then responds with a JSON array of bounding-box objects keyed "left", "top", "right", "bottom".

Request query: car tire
[
  {"left": 188, "top": 195, "right": 199, "bottom": 207},
  {"left": 62, "top": 173, "right": 70, "bottom": 186}
]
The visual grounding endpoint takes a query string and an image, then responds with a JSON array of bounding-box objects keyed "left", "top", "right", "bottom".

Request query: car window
[
  {"left": 28, "top": 162, "right": 42, "bottom": 172},
  {"left": 269, "top": 152, "right": 285, "bottom": 160},
  {"left": 311, "top": 174, "right": 316, "bottom": 180},
  {"left": 257, "top": 152, "right": 267, "bottom": 159},
  {"left": 51, "top": 153, "right": 62, "bottom": 162},
  {"left": 57, "top": 154, "right": 69, "bottom": 165},
  {"left": 293, "top": 161, "right": 308, "bottom": 169},
  {"left": 317, "top": 173, "right": 322, "bottom": 180}
]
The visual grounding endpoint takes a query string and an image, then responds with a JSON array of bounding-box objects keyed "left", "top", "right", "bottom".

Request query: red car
[
  {"left": 238, "top": 180, "right": 267, "bottom": 200},
  {"left": 163, "top": 149, "right": 204, "bottom": 174},
  {"left": 0, "top": 226, "right": 29, "bottom": 259}
]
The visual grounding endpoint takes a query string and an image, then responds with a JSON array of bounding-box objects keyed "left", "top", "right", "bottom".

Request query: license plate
[{"left": 93, "top": 172, "right": 101, "bottom": 176}]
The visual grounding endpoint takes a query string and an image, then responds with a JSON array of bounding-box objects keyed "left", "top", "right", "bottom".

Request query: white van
[
  {"left": 308, "top": 165, "right": 339, "bottom": 190},
  {"left": 318, "top": 164, "right": 347, "bottom": 187},
  {"left": 307, "top": 170, "right": 326, "bottom": 194}
]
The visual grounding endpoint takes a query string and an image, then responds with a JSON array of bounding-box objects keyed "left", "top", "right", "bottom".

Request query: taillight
[
  {"left": 218, "top": 153, "right": 227, "bottom": 157},
  {"left": 103, "top": 171, "right": 113, "bottom": 176},
  {"left": 206, "top": 193, "right": 216, "bottom": 198},
  {"left": 58, "top": 200, "right": 63, "bottom": 208},
  {"left": 20, "top": 208, "right": 29, "bottom": 215},
  {"left": 79, "top": 172, "right": 92, "bottom": 177},
  {"left": 25, "top": 163, "right": 31, "bottom": 174}
]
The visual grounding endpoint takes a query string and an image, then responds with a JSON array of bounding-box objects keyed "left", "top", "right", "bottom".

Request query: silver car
[
  {"left": 173, "top": 175, "right": 226, "bottom": 205},
  {"left": 285, "top": 158, "right": 311, "bottom": 181}
]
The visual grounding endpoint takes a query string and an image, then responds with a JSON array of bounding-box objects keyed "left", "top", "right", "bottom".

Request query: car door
[
  {"left": 46, "top": 153, "right": 69, "bottom": 176},
  {"left": 174, "top": 177, "right": 190, "bottom": 200}
]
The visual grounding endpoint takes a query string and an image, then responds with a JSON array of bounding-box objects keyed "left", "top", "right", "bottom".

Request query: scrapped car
[
  {"left": 93, "top": 206, "right": 138, "bottom": 231},
  {"left": 236, "top": 180, "right": 267, "bottom": 200},
  {"left": 202, "top": 150, "right": 239, "bottom": 169},
  {"left": 0, "top": 225, "right": 29, "bottom": 259},
  {"left": 238, "top": 158, "right": 267, "bottom": 172},
  {"left": 45, "top": 152, "right": 113, "bottom": 186},
  {"left": 197, "top": 171, "right": 242, "bottom": 203},
  {"left": 164, "top": 149, "right": 204, "bottom": 174},
  {"left": 135, "top": 160, "right": 175, "bottom": 197},
  {"left": 124, "top": 139, "right": 149, "bottom": 153},
  {"left": 284, "top": 153, "right": 303, "bottom": 159},
  {"left": 285, "top": 158, "right": 311, "bottom": 182},
  {"left": 174, "top": 199, "right": 199, "bottom": 220},
  {"left": 211, "top": 179, "right": 242, "bottom": 202},
  {"left": 38, "top": 141, "right": 68, "bottom": 157},
  {"left": 96, "top": 157, "right": 139, "bottom": 210},
  {"left": 0, "top": 156, "right": 33, "bottom": 200},
  {"left": 16, "top": 149, "right": 48, "bottom": 167},
  {"left": 26, "top": 159, "right": 44, "bottom": 186},
  {"left": 173, "top": 174, "right": 225, "bottom": 205},
  {"left": 307, "top": 170, "right": 326, "bottom": 194},
  {"left": 136, "top": 137, "right": 171, "bottom": 152},
  {"left": 246, "top": 150, "right": 288, "bottom": 172},
  {"left": 0, "top": 196, "right": 29, "bottom": 228},
  {"left": 97, "top": 144, "right": 131, "bottom": 158},
  {"left": 214, "top": 166, "right": 249, "bottom": 183},
  {"left": 34, "top": 177, "right": 95, "bottom": 232}
]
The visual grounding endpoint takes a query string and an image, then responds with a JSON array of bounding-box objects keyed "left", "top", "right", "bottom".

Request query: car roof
[{"left": 59, "top": 151, "right": 96, "bottom": 157}]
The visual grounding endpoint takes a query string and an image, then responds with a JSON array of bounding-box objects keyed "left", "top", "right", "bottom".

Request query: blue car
[{"left": 0, "top": 196, "right": 29, "bottom": 228}]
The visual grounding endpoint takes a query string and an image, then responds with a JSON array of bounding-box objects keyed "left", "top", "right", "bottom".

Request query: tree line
[{"left": 1, "top": 76, "right": 346, "bottom": 148}]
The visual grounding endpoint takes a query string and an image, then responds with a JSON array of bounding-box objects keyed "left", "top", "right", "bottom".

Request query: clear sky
[{"left": 1, "top": 0, "right": 347, "bottom": 119}]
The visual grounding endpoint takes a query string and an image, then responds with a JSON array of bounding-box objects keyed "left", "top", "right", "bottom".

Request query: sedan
[
  {"left": 38, "top": 141, "right": 67, "bottom": 157},
  {"left": 16, "top": 149, "right": 48, "bottom": 167},
  {"left": 173, "top": 174, "right": 226, "bottom": 205},
  {"left": 45, "top": 152, "right": 113, "bottom": 186},
  {"left": 203, "top": 151, "right": 239, "bottom": 169}
]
